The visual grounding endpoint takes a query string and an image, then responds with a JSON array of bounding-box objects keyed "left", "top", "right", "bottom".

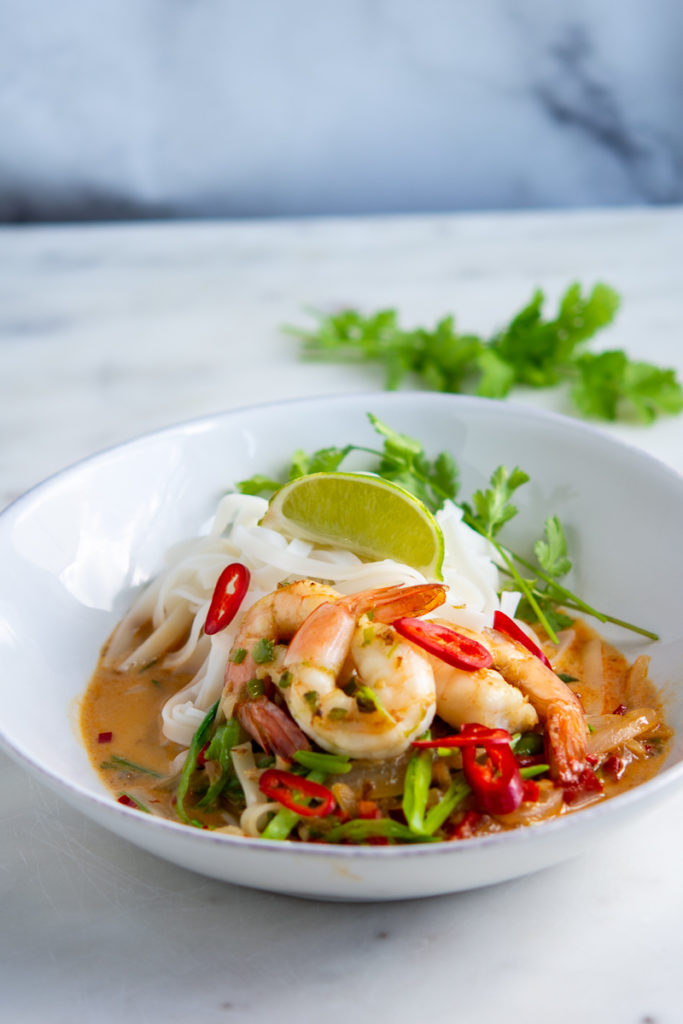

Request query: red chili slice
[
  {"left": 393, "top": 618, "right": 493, "bottom": 671},
  {"left": 461, "top": 738, "right": 524, "bottom": 815},
  {"left": 204, "top": 562, "right": 251, "bottom": 635},
  {"left": 97, "top": 731, "right": 113, "bottom": 744},
  {"left": 412, "top": 722, "right": 512, "bottom": 749},
  {"left": 259, "top": 769, "right": 336, "bottom": 818},
  {"left": 493, "top": 610, "right": 553, "bottom": 669},
  {"left": 414, "top": 723, "right": 524, "bottom": 815}
]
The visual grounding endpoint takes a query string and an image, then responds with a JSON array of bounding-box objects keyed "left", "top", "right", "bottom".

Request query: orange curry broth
[{"left": 81, "top": 616, "right": 672, "bottom": 834}]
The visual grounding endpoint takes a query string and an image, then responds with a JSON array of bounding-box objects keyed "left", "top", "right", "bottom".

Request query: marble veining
[
  {"left": 0, "top": 1, "right": 681, "bottom": 220},
  {"left": 532, "top": 22, "right": 682, "bottom": 204}
]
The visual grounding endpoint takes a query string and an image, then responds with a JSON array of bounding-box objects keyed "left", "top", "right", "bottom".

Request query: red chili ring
[
  {"left": 493, "top": 610, "right": 553, "bottom": 668},
  {"left": 259, "top": 768, "right": 336, "bottom": 818},
  {"left": 393, "top": 617, "right": 493, "bottom": 671},
  {"left": 204, "top": 562, "right": 251, "bottom": 636}
]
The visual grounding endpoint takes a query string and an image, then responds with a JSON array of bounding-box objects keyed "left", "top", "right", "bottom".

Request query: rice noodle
[
  {"left": 231, "top": 742, "right": 265, "bottom": 808},
  {"left": 241, "top": 802, "right": 282, "bottom": 837},
  {"left": 119, "top": 604, "right": 195, "bottom": 671}
]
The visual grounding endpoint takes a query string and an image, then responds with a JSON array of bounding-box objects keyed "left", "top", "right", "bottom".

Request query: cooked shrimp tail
[
  {"left": 482, "top": 626, "right": 588, "bottom": 782},
  {"left": 543, "top": 699, "right": 587, "bottom": 782},
  {"left": 345, "top": 582, "right": 446, "bottom": 623},
  {"left": 237, "top": 695, "right": 311, "bottom": 760}
]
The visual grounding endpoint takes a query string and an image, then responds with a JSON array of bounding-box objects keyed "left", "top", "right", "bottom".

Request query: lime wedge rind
[{"left": 260, "top": 472, "right": 445, "bottom": 580}]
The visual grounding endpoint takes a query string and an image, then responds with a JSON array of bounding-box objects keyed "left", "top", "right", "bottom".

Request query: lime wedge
[{"left": 260, "top": 472, "right": 444, "bottom": 580}]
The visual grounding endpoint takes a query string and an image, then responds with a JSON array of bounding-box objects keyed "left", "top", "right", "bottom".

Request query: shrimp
[
  {"left": 223, "top": 580, "right": 445, "bottom": 760},
  {"left": 481, "top": 625, "right": 587, "bottom": 782},
  {"left": 430, "top": 659, "right": 540, "bottom": 736},
  {"left": 283, "top": 583, "right": 446, "bottom": 759},
  {"left": 222, "top": 580, "right": 341, "bottom": 757},
  {"left": 446, "top": 624, "right": 587, "bottom": 782},
  {"left": 224, "top": 579, "right": 340, "bottom": 699},
  {"left": 422, "top": 620, "right": 586, "bottom": 781}
]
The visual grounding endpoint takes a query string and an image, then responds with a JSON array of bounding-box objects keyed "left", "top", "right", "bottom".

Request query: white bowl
[{"left": 2, "top": 392, "right": 682, "bottom": 901}]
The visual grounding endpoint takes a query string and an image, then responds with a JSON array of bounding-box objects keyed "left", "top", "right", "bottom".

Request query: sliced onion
[
  {"left": 336, "top": 752, "right": 412, "bottom": 800},
  {"left": 586, "top": 707, "right": 660, "bottom": 761}
]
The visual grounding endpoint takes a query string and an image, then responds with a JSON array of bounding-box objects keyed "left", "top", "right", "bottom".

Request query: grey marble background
[{"left": 1, "top": 0, "right": 682, "bottom": 221}]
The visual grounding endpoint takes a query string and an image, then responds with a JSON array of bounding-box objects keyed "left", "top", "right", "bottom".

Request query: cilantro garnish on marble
[{"left": 286, "top": 283, "right": 683, "bottom": 424}]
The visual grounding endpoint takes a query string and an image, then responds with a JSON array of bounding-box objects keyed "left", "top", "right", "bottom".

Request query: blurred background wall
[{"left": 1, "top": 0, "right": 681, "bottom": 222}]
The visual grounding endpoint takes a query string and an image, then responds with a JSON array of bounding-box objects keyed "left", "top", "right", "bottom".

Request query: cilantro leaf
[
  {"left": 292, "top": 308, "right": 411, "bottom": 389},
  {"left": 367, "top": 414, "right": 459, "bottom": 512},
  {"left": 410, "top": 318, "right": 484, "bottom": 393},
  {"left": 484, "top": 283, "right": 621, "bottom": 388},
  {"left": 534, "top": 516, "right": 572, "bottom": 579},
  {"left": 236, "top": 473, "right": 285, "bottom": 496},
  {"left": 572, "top": 351, "right": 683, "bottom": 423},
  {"left": 475, "top": 348, "right": 516, "bottom": 399},
  {"left": 289, "top": 445, "right": 351, "bottom": 478},
  {"left": 463, "top": 466, "right": 529, "bottom": 538},
  {"left": 513, "top": 516, "right": 575, "bottom": 633},
  {"left": 515, "top": 595, "right": 575, "bottom": 634}
]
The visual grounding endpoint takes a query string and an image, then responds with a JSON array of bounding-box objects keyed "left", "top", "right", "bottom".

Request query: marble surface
[
  {"left": 2, "top": 206, "right": 683, "bottom": 1023},
  {"left": 2, "top": 1, "right": 683, "bottom": 221}
]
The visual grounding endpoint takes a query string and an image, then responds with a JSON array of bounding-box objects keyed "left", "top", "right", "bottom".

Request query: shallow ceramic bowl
[{"left": 2, "top": 392, "right": 682, "bottom": 901}]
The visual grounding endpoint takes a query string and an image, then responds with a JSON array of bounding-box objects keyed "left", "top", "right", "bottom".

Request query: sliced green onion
[
  {"left": 355, "top": 685, "right": 395, "bottom": 722},
  {"left": 198, "top": 717, "right": 242, "bottom": 809},
  {"left": 328, "top": 707, "right": 348, "bottom": 720},
  {"left": 423, "top": 777, "right": 471, "bottom": 835},
  {"left": 246, "top": 678, "right": 265, "bottom": 698},
  {"left": 101, "top": 754, "right": 163, "bottom": 778},
  {"left": 402, "top": 749, "right": 433, "bottom": 834},
  {"left": 324, "top": 818, "right": 439, "bottom": 844},
  {"left": 519, "top": 763, "right": 550, "bottom": 779},
  {"left": 176, "top": 700, "right": 219, "bottom": 826},
  {"left": 293, "top": 750, "right": 352, "bottom": 774},
  {"left": 252, "top": 638, "right": 275, "bottom": 664},
  {"left": 511, "top": 732, "right": 545, "bottom": 756}
]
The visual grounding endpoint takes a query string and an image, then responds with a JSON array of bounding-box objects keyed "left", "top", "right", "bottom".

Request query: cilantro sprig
[
  {"left": 238, "top": 414, "right": 656, "bottom": 642},
  {"left": 287, "top": 284, "right": 683, "bottom": 424}
]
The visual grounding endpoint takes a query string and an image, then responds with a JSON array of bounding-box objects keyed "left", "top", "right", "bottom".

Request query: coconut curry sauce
[{"left": 81, "top": 616, "right": 672, "bottom": 835}]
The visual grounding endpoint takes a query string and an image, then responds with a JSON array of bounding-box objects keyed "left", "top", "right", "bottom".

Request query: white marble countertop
[{"left": 2, "top": 206, "right": 683, "bottom": 1023}]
